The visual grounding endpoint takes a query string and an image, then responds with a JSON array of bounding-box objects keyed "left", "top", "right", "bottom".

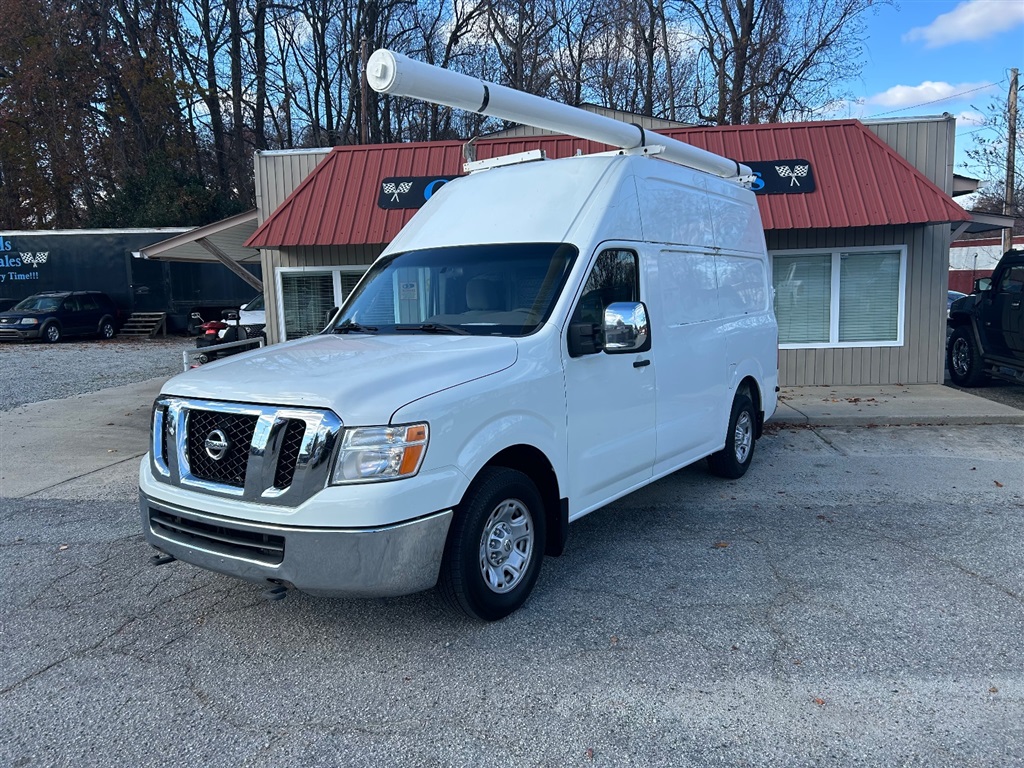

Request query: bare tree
[
  {"left": 677, "top": 0, "right": 881, "bottom": 125},
  {"left": 965, "top": 93, "right": 1024, "bottom": 235}
]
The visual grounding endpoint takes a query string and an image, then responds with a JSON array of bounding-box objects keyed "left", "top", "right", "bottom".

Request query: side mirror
[
  {"left": 974, "top": 277, "right": 992, "bottom": 293},
  {"left": 567, "top": 322, "right": 602, "bottom": 357},
  {"left": 603, "top": 302, "right": 650, "bottom": 353}
]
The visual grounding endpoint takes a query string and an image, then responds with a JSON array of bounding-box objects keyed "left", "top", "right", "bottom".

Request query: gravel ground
[{"left": 0, "top": 336, "right": 194, "bottom": 411}]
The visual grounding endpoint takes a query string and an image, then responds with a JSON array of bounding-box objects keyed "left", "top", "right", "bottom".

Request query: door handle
[
  {"left": 633, "top": 359, "right": 651, "bottom": 368},
  {"left": 1012, "top": 301, "right": 1021, "bottom": 308}
]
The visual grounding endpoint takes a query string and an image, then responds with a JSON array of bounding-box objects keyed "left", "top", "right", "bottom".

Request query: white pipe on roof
[{"left": 366, "top": 49, "right": 749, "bottom": 179}]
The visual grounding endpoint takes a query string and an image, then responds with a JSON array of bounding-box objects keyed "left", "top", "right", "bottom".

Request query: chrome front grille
[
  {"left": 186, "top": 410, "right": 258, "bottom": 487},
  {"left": 151, "top": 397, "right": 343, "bottom": 506}
]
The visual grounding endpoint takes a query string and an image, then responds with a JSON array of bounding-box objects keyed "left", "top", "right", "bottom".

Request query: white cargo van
[{"left": 139, "top": 53, "right": 777, "bottom": 620}]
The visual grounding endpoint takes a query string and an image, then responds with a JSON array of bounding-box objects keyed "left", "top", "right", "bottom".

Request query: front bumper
[
  {"left": 0, "top": 327, "right": 40, "bottom": 341},
  {"left": 140, "top": 493, "right": 453, "bottom": 597}
]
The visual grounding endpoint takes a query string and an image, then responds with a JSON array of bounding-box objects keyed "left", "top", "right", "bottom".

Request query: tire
[
  {"left": 98, "top": 318, "right": 116, "bottom": 340},
  {"left": 197, "top": 353, "right": 210, "bottom": 364},
  {"left": 439, "top": 467, "right": 546, "bottom": 621},
  {"left": 947, "top": 326, "right": 986, "bottom": 387},
  {"left": 707, "top": 391, "right": 756, "bottom": 479},
  {"left": 42, "top": 322, "right": 61, "bottom": 343}
]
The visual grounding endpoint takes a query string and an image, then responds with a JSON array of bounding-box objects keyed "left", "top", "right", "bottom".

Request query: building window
[
  {"left": 771, "top": 247, "right": 906, "bottom": 348},
  {"left": 277, "top": 267, "right": 365, "bottom": 341}
]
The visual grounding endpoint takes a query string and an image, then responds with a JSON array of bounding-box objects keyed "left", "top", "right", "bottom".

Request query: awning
[
  {"left": 951, "top": 210, "right": 1016, "bottom": 240},
  {"left": 135, "top": 209, "right": 262, "bottom": 291}
]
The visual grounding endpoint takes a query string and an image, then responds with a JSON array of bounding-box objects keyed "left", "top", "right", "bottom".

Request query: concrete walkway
[
  {"left": 2, "top": 377, "right": 1022, "bottom": 499},
  {"left": 772, "top": 384, "right": 1024, "bottom": 427},
  {"left": 1, "top": 377, "right": 165, "bottom": 499}
]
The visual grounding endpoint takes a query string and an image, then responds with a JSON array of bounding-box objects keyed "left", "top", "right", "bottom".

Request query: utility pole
[
  {"left": 1004, "top": 68, "right": 1018, "bottom": 255},
  {"left": 360, "top": 38, "right": 369, "bottom": 145}
]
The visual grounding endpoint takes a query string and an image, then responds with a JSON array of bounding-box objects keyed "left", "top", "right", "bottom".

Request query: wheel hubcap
[
  {"left": 951, "top": 338, "right": 969, "bottom": 376},
  {"left": 734, "top": 411, "right": 753, "bottom": 463},
  {"left": 478, "top": 499, "right": 534, "bottom": 594}
]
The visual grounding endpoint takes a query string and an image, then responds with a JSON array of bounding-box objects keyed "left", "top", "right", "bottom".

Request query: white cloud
[
  {"left": 867, "top": 80, "right": 995, "bottom": 109},
  {"left": 903, "top": 0, "right": 1024, "bottom": 48}
]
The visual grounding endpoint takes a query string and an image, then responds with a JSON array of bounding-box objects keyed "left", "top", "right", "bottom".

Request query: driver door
[{"left": 562, "top": 247, "right": 656, "bottom": 517}]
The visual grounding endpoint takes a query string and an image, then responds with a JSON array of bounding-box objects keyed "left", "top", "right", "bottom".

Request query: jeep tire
[{"left": 947, "top": 326, "right": 986, "bottom": 387}]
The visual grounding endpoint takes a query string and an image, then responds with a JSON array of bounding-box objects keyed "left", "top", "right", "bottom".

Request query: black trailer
[{"left": 0, "top": 230, "right": 261, "bottom": 333}]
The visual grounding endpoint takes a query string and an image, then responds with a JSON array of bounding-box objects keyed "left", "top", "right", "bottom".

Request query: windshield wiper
[
  {"left": 332, "top": 321, "right": 378, "bottom": 334},
  {"left": 394, "top": 323, "right": 470, "bottom": 335}
]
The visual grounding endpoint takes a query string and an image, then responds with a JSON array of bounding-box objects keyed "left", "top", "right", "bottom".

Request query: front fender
[{"left": 391, "top": 364, "right": 566, "bottom": 511}]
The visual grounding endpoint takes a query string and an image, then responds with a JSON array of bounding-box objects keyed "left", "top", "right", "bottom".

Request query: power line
[{"left": 866, "top": 79, "right": 1006, "bottom": 118}]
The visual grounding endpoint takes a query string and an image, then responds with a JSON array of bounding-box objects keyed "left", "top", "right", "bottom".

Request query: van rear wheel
[
  {"left": 708, "top": 392, "right": 756, "bottom": 479},
  {"left": 439, "top": 468, "right": 546, "bottom": 621}
]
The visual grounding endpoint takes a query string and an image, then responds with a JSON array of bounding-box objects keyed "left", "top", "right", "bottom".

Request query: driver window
[
  {"left": 998, "top": 266, "right": 1024, "bottom": 294},
  {"left": 572, "top": 249, "right": 639, "bottom": 325}
]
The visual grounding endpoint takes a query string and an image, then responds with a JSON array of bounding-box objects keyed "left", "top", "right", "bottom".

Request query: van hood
[{"left": 161, "top": 333, "right": 519, "bottom": 425}]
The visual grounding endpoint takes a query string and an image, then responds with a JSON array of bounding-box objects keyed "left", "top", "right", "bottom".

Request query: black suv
[
  {"left": 0, "top": 291, "right": 120, "bottom": 343},
  {"left": 947, "top": 249, "right": 1024, "bottom": 386}
]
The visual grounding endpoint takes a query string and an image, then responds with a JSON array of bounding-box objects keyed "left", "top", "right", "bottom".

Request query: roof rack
[{"left": 367, "top": 49, "right": 750, "bottom": 180}]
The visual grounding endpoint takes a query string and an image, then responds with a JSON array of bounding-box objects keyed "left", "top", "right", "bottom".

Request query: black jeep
[{"left": 947, "top": 249, "right": 1024, "bottom": 386}]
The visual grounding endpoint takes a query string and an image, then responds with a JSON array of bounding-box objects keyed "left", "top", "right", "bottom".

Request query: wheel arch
[
  {"left": 736, "top": 375, "right": 764, "bottom": 438},
  {"left": 947, "top": 313, "right": 985, "bottom": 350},
  {"left": 468, "top": 444, "right": 567, "bottom": 557}
]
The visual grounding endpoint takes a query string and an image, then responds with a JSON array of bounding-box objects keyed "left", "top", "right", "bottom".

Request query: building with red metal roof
[
  {"left": 135, "top": 107, "right": 994, "bottom": 385},
  {"left": 248, "top": 120, "right": 967, "bottom": 249},
  {"left": 236, "top": 114, "right": 972, "bottom": 386}
]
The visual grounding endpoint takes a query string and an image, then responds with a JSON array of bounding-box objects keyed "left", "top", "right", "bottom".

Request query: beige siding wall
[
  {"left": 254, "top": 150, "right": 331, "bottom": 219},
  {"left": 769, "top": 224, "right": 948, "bottom": 386},
  {"left": 865, "top": 116, "right": 956, "bottom": 193},
  {"left": 252, "top": 149, "right": 334, "bottom": 344},
  {"left": 262, "top": 244, "right": 384, "bottom": 343}
]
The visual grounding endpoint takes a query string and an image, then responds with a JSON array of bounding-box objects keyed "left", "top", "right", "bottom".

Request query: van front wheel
[
  {"left": 439, "top": 468, "right": 546, "bottom": 621},
  {"left": 707, "top": 392, "right": 756, "bottom": 479}
]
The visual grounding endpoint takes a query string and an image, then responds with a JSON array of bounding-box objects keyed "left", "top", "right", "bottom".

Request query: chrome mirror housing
[{"left": 603, "top": 301, "right": 650, "bottom": 353}]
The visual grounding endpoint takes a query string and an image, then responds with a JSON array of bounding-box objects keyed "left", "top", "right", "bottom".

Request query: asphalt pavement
[{"left": 1, "top": 374, "right": 1023, "bottom": 766}]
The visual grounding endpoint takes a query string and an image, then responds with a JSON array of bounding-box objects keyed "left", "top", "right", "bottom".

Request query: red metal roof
[{"left": 246, "top": 120, "right": 968, "bottom": 248}]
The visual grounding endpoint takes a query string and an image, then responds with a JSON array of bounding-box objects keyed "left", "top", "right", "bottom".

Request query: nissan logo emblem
[{"left": 204, "top": 429, "right": 230, "bottom": 461}]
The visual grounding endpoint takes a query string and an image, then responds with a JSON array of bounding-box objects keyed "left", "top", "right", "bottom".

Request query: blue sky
[{"left": 842, "top": 0, "right": 1022, "bottom": 178}]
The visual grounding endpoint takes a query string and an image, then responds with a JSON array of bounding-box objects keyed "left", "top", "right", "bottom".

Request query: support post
[{"left": 196, "top": 238, "right": 264, "bottom": 292}]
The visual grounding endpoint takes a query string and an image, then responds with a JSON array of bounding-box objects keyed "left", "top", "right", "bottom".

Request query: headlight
[
  {"left": 330, "top": 423, "right": 428, "bottom": 484},
  {"left": 19, "top": 318, "right": 37, "bottom": 326}
]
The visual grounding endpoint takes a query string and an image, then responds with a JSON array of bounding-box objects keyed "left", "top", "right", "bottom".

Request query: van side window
[{"left": 572, "top": 249, "right": 639, "bottom": 325}]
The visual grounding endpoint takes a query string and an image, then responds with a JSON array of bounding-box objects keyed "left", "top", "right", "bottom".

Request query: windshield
[
  {"left": 243, "top": 294, "right": 265, "bottom": 312},
  {"left": 330, "top": 243, "right": 578, "bottom": 337},
  {"left": 13, "top": 295, "right": 62, "bottom": 311}
]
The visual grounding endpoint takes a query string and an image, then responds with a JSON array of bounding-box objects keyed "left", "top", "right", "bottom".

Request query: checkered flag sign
[
  {"left": 775, "top": 165, "right": 809, "bottom": 187},
  {"left": 21, "top": 252, "right": 49, "bottom": 266},
  {"left": 382, "top": 181, "right": 413, "bottom": 202}
]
